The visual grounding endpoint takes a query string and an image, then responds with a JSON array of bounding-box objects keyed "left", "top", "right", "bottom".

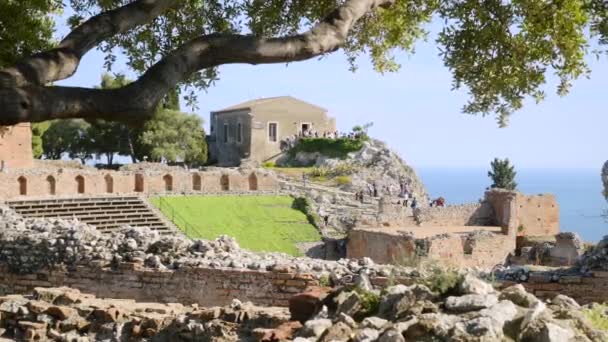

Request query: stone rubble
[
  {"left": 0, "top": 286, "right": 290, "bottom": 341},
  {"left": 577, "top": 235, "right": 608, "bottom": 272},
  {"left": 1, "top": 275, "right": 605, "bottom": 341},
  {"left": 0, "top": 206, "right": 416, "bottom": 281}
]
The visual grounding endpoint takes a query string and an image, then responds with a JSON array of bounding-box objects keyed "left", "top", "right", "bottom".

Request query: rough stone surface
[
  {"left": 444, "top": 294, "right": 499, "bottom": 313},
  {"left": 602, "top": 160, "right": 608, "bottom": 198}
]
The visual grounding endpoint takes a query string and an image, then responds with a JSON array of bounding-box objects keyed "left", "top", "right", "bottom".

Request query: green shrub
[
  {"left": 262, "top": 161, "right": 275, "bottom": 168},
  {"left": 292, "top": 197, "right": 321, "bottom": 228},
  {"left": 335, "top": 175, "right": 352, "bottom": 186},
  {"left": 331, "top": 162, "right": 358, "bottom": 176},
  {"left": 289, "top": 137, "right": 365, "bottom": 159},
  {"left": 308, "top": 166, "right": 330, "bottom": 179},
  {"left": 319, "top": 274, "right": 331, "bottom": 287},
  {"left": 354, "top": 288, "right": 381, "bottom": 318},
  {"left": 423, "top": 267, "right": 463, "bottom": 295},
  {"left": 584, "top": 304, "right": 608, "bottom": 332}
]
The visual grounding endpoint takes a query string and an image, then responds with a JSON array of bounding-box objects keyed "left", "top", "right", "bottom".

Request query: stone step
[{"left": 7, "top": 196, "right": 174, "bottom": 235}]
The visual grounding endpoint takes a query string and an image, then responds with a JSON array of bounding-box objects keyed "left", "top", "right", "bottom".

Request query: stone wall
[
  {"left": 410, "top": 190, "right": 559, "bottom": 238},
  {"left": 0, "top": 263, "right": 316, "bottom": 307},
  {"left": 414, "top": 203, "right": 495, "bottom": 227},
  {"left": 485, "top": 190, "right": 559, "bottom": 237},
  {"left": 0, "top": 123, "right": 33, "bottom": 169},
  {"left": 347, "top": 228, "right": 515, "bottom": 268},
  {"left": 0, "top": 167, "right": 278, "bottom": 200},
  {"left": 499, "top": 271, "right": 608, "bottom": 305}
]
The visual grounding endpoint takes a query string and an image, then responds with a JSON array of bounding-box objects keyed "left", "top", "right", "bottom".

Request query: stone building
[
  {"left": 0, "top": 123, "right": 33, "bottom": 170},
  {"left": 209, "top": 96, "right": 336, "bottom": 166}
]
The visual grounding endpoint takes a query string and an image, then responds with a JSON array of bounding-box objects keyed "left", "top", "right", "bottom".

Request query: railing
[{"left": 154, "top": 196, "right": 196, "bottom": 237}]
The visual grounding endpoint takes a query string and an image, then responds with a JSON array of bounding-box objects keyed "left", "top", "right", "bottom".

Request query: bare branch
[
  {"left": 0, "top": 0, "right": 395, "bottom": 125},
  {"left": 0, "top": 0, "right": 176, "bottom": 87}
]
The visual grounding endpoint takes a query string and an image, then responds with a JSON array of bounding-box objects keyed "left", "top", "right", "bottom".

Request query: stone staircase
[{"left": 6, "top": 196, "right": 176, "bottom": 235}]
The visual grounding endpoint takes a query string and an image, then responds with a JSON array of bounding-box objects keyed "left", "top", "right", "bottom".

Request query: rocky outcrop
[
  {"left": 578, "top": 235, "right": 608, "bottom": 271},
  {"left": 603, "top": 160, "right": 608, "bottom": 199},
  {"left": 279, "top": 139, "right": 428, "bottom": 203}
]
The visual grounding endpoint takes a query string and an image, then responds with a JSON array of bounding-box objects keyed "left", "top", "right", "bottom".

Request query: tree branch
[
  {"left": 0, "top": 0, "right": 176, "bottom": 87},
  {"left": 0, "top": 0, "right": 395, "bottom": 125}
]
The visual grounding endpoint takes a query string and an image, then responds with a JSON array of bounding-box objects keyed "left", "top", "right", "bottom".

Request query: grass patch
[
  {"left": 584, "top": 304, "right": 608, "bottom": 332},
  {"left": 151, "top": 195, "right": 321, "bottom": 256}
]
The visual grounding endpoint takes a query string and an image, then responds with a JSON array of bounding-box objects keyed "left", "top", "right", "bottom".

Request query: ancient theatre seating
[{"left": 6, "top": 196, "right": 173, "bottom": 235}]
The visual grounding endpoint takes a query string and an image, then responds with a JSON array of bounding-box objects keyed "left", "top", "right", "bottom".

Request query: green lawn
[{"left": 150, "top": 195, "right": 321, "bottom": 256}]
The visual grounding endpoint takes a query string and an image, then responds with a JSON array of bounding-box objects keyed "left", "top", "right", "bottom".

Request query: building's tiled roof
[{"left": 212, "top": 96, "right": 327, "bottom": 113}]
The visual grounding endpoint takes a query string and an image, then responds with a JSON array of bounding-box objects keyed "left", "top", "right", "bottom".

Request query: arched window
[
  {"left": 192, "top": 173, "right": 202, "bottom": 191},
  {"left": 163, "top": 174, "right": 173, "bottom": 192},
  {"left": 134, "top": 174, "right": 144, "bottom": 192},
  {"left": 46, "top": 176, "right": 56, "bottom": 195},
  {"left": 17, "top": 176, "right": 27, "bottom": 196},
  {"left": 104, "top": 174, "right": 114, "bottom": 193},
  {"left": 248, "top": 173, "right": 258, "bottom": 191},
  {"left": 75, "top": 175, "right": 85, "bottom": 194},
  {"left": 220, "top": 174, "right": 230, "bottom": 191}
]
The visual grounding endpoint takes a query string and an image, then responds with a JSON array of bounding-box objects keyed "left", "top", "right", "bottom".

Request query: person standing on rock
[
  {"left": 373, "top": 183, "right": 378, "bottom": 197},
  {"left": 411, "top": 197, "right": 418, "bottom": 209},
  {"left": 302, "top": 172, "right": 308, "bottom": 187}
]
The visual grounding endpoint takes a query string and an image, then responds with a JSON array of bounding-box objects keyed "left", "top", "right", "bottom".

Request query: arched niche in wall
[
  {"left": 46, "top": 175, "right": 56, "bottom": 195},
  {"left": 248, "top": 173, "right": 258, "bottom": 191},
  {"left": 163, "top": 174, "right": 173, "bottom": 192},
  {"left": 134, "top": 174, "right": 144, "bottom": 192},
  {"left": 17, "top": 176, "right": 27, "bottom": 196},
  {"left": 104, "top": 174, "right": 114, "bottom": 193},
  {"left": 75, "top": 175, "right": 85, "bottom": 194},
  {"left": 192, "top": 173, "right": 202, "bottom": 191},
  {"left": 220, "top": 174, "right": 230, "bottom": 191}
]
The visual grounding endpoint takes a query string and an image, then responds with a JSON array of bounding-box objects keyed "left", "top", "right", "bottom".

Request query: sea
[{"left": 417, "top": 168, "right": 607, "bottom": 243}]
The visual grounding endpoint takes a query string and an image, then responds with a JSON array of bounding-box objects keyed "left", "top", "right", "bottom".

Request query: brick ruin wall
[
  {"left": 413, "top": 203, "right": 495, "bottom": 227},
  {"left": 347, "top": 190, "right": 560, "bottom": 268},
  {"left": 0, "top": 123, "right": 33, "bottom": 169},
  {"left": 0, "top": 263, "right": 317, "bottom": 308},
  {"left": 498, "top": 271, "right": 608, "bottom": 305},
  {"left": 346, "top": 228, "right": 516, "bottom": 268},
  {"left": 0, "top": 168, "right": 279, "bottom": 200},
  {"left": 380, "top": 190, "right": 560, "bottom": 238}
]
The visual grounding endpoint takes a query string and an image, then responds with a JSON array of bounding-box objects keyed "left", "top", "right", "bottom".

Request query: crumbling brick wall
[
  {"left": 0, "top": 123, "right": 33, "bottom": 169},
  {"left": 414, "top": 203, "right": 495, "bottom": 227},
  {"left": 0, "top": 263, "right": 316, "bottom": 307},
  {"left": 499, "top": 271, "right": 608, "bottom": 305},
  {"left": 346, "top": 228, "right": 515, "bottom": 268},
  {"left": 485, "top": 190, "right": 559, "bottom": 237}
]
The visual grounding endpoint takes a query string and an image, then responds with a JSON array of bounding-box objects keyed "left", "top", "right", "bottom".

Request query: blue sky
[{"left": 55, "top": 16, "right": 607, "bottom": 170}]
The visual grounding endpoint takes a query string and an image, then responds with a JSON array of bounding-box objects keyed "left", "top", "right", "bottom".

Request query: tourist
[
  {"left": 411, "top": 197, "right": 418, "bottom": 209},
  {"left": 436, "top": 197, "right": 445, "bottom": 207},
  {"left": 373, "top": 182, "right": 378, "bottom": 197},
  {"left": 359, "top": 191, "right": 365, "bottom": 203},
  {"left": 302, "top": 173, "right": 308, "bottom": 187},
  {"left": 324, "top": 215, "right": 329, "bottom": 227}
]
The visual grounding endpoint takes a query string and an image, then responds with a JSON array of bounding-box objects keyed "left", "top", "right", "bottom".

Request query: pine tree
[{"left": 488, "top": 158, "right": 517, "bottom": 190}]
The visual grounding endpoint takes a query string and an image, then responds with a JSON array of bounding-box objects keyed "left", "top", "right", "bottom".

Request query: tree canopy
[
  {"left": 488, "top": 158, "right": 518, "bottom": 191},
  {"left": 40, "top": 73, "right": 208, "bottom": 166},
  {"left": 0, "top": 0, "right": 607, "bottom": 127}
]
